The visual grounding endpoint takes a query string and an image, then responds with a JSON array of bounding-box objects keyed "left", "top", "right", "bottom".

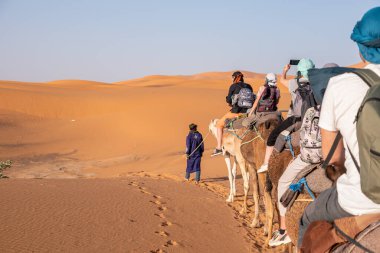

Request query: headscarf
[
  {"left": 265, "top": 73, "right": 277, "bottom": 87},
  {"left": 351, "top": 7, "right": 380, "bottom": 64},
  {"left": 297, "top": 58, "right": 315, "bottom": 79},
  {"left": 189, "top": 123, "right": 197, "bottom": 131}
]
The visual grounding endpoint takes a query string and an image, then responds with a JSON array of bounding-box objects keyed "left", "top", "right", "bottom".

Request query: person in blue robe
[{"left": 185, "top": 123, "right": 204, "bottom": 183}]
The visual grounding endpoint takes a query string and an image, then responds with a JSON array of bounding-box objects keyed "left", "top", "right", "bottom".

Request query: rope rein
[
  {"left": 187, "top": 132, "right": 210, "bottom": 158},
  {"left": 240, "top": 126, "right": 264, "bottom": 146}
]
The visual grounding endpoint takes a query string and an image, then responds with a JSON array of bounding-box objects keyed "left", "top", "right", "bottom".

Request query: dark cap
[
  {"left": 232, "top": 71, "right": 243, "bottom": 77},
  {"left": 189, "top": 123, "right": 197, "bottom": 131}
]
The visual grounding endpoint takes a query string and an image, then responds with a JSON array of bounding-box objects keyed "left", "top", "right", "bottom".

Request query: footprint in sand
[
  {"left": 128, "top": 181, "right": 139, "bottom": 187},
  {"left": 150, "top": 249, "right": 165, "bottom": 253},
  {"left": 157, "top": 206, "right": 167, "bottom": 211},
  {"left": 153, "top": 195, "right": 162, "bottom": 199},
  {"left": 140, "top": 189, "right": 152, "bottom": 195},
  {"left": 150, "top": 200, "right": 162, "bottom": 205},
  {"left": 160, "top": 221, "right": 172, "bottom": 227},
  {"left": 164, "top": 240, "right": 178, "bottom": 247},
  {"left": 155, "top": 213, "right": 166, "bottom": 219},
  {"left": 155, "top": 231, "right": 169, "bottom": 237}
]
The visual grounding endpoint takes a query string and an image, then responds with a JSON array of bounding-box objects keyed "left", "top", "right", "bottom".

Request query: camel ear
[{"left": 265, "top": 120, "right": 271, "bottom": 129}]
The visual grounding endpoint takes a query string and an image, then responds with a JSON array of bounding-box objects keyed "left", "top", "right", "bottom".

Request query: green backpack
[{"left": 350, "top": 69, "right": 380, "bottom": 204}]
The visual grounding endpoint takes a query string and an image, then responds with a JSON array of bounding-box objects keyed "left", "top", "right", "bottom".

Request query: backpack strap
[
  {"left": 347, "top": 69, "right": 380, "bottom": 173},
  {"left": 352, "top": 69, "right": 380, "bottom": 87},
  {"left": 321, "top": 133, "right": 341, "bottom": 169}
]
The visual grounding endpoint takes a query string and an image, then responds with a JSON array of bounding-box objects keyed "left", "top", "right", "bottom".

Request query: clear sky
[{"left": 0, "top": 0, "right": 378, "bottom": 82}]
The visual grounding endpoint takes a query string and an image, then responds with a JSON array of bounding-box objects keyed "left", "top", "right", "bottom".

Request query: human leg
[
  {"left": 212, "top": 112, "right": 240, "bottom": 156},
  {"left": 185, "top": 171, "right": 190, "bottom": 180},
  {"left": 195, "top": 171, "right": 200, "bottom": 182},
  {"left": 258, "top": 116, "right": 297, "bottom": 173},
  {"left": 269, "top": 155, "right": 309, "bottom": 247}
]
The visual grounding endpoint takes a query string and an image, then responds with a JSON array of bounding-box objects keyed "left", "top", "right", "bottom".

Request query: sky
[{"left": 0, "top": 0, "right": 378, "bottom": 82}]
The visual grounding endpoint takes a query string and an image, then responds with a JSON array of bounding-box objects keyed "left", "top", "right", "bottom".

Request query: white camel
[{"left": 209, "top": 119, "right": 256, "bottom": 220}]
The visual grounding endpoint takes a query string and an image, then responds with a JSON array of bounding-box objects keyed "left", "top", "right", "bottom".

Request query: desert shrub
[{"left": 0, "top": 160, "right": 12, "bottom": 178}]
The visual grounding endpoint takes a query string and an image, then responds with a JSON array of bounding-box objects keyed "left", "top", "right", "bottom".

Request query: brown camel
[
  {"left": 240, "top": 118, "right": 281, "bottom": 236},
  {"left": 268, "top": 148, "right": 345, "bottom": 249}
]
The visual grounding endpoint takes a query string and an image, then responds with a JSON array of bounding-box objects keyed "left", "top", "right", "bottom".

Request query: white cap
[{"left": 266, "top": 73, "right": 277, "bottom": 86}]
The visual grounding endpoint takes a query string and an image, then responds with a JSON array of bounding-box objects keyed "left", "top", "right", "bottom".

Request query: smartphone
[{"left": 289, "top": 59, "right": 300, "bottom": 65}]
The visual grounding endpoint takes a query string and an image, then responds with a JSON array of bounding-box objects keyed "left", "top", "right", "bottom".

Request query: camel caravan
[{"left": 209, "top": 7, "right": 380, "bottom": 252}]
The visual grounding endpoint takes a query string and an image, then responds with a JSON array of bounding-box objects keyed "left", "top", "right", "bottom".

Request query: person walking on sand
[
  {"left": 211, "top": 71, "right": 254, "bottom": 157},
  {"left": 185, "top": 123, "right": 204, "bottom": 183}
]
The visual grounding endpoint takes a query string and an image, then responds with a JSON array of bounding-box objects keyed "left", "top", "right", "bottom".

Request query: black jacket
[{"left": 226, "top": 82, "right": 253, "bottom": 113}]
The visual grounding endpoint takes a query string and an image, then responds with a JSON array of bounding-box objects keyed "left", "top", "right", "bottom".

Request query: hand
[{"left": 283, "top": 64, "right": 291, "bottom": 73}]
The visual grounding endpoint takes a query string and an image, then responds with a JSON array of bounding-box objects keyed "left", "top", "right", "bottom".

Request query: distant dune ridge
[{"left": 0, "top": 65, "right": 362, "bottom": 252}]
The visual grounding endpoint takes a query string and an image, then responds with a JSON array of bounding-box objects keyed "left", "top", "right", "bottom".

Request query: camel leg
[
  {"left": 263, "top": 174, "right": 274, "bottom": 244},
  {"left": 236, "top": 155, "right": 249, "bottom": 215},
  {"left": 224, "top": 155, "right": 234, "bottom": 203},
  {"left": 232, "top": 161, "right": 237, "bottom": 197},
  {"left": 250, "top": 165, "right": 260, "bottom": 228}
]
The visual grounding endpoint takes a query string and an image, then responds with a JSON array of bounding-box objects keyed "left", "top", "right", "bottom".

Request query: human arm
[
  {"left": 321, "top": 128, "right": 345, "bottom": 166},
  {"left": 279, "top": 64, "right": 291, "bottom": 89},
  {"left": 225, "top": 84, "right": 235, "bottom": 106},
  {"left": 248, "top": 86, "right": 265, "bottom": 116}
]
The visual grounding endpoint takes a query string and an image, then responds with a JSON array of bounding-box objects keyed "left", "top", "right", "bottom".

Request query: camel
[
  {"left": 208, "top": 119, "right": 252, "bottom": 213},
  {"left": 267, "top": 146, "right": 345, "bottom": 249},
  {"left": 240, "top": 118, "right": 281, "bottom": 233}
]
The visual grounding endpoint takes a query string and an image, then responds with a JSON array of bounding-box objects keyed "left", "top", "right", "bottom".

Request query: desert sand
[{"left": 0, "top": 71, "right": 293, "bottom": 252}]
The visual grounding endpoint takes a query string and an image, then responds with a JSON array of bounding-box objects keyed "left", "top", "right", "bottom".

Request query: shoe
[
  {"left": 257, "top": 164, "right": 268, "bottom": 173},
  {"left": 268, "top": 230, "right": 291, "bottom": 247},
  {"left": 211, "top": 149, "right": 223, "bottom": 157}
]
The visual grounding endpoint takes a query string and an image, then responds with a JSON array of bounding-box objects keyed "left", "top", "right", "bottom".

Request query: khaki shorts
[{"left": 216, "top": 112, "right": 241, "bottom": 128}]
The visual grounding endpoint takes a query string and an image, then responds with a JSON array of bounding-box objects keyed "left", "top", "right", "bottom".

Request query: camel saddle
[
  {"left": 301, "top": 213, "right": 380, "bottom": 253},
  {"left": 280, "top": 164, "right": 333, "bottom": 209},
  {"left": 241, "top": 111, "right": 283, "bottom": 130},
  {"left": 274, "top": 122, "right": 302, "bottom": 153}
]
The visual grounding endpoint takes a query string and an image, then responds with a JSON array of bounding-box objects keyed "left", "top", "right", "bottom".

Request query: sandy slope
[
  {"left": 2, "top": 67, "right": 358, "bottom": 252},
  {"left": 0, "top": 176, "right": 254, "bottom": 253}
]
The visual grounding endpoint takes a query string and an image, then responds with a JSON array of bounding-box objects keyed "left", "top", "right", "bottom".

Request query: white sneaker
[
  {"left": 257, "top": 164, "right": 268, "bottom": 173},
  {"left": 268, "top": 230, "right": 291, "bottom": 247}
]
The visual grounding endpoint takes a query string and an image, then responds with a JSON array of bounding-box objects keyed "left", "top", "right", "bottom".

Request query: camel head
[{"left": 208, "top": 119, "right": 219, "bottom": 138}]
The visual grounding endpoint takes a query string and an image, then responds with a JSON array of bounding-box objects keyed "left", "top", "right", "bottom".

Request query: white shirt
[{"left": 319, "top": 63, "right": 380, "bottom": 215}]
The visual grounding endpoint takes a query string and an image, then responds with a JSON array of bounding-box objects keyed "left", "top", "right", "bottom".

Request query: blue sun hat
[
  {"left": 351, "top": 7, "right": 380, "bottom": 64},
  {"left": 297, "top": 58, "right": 315, "bottom": 79}
]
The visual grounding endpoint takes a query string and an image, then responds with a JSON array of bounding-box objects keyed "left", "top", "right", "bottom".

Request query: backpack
[
  {"left": 257, "top": 84, "right": 278, "bottom": 112},
  {"left": 308, "top": 67, "right": 357, "bottom": 105},
  {"left": 319, "top": 69, "right": 380, "bottom": 204},
  {"left": 236, "top": 86, "right": 255, "bottom": 109},
  {"left": 350, "top": 69, "right": 380, "bottom": 204},
  {"left": 300, "top": 106, "right": 322, "bottom": 164},
  {"left": 293, "top": 79, "right": 317, "bottom": 121}
]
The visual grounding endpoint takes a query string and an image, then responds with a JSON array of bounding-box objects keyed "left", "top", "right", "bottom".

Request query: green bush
[{"left": 0, "top": 160, "right": 12, "bottom": 178}]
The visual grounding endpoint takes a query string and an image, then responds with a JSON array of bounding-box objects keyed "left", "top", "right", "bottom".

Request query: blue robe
[{"left": 186, "top": 131, "right": 204, "bottom": 173}]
